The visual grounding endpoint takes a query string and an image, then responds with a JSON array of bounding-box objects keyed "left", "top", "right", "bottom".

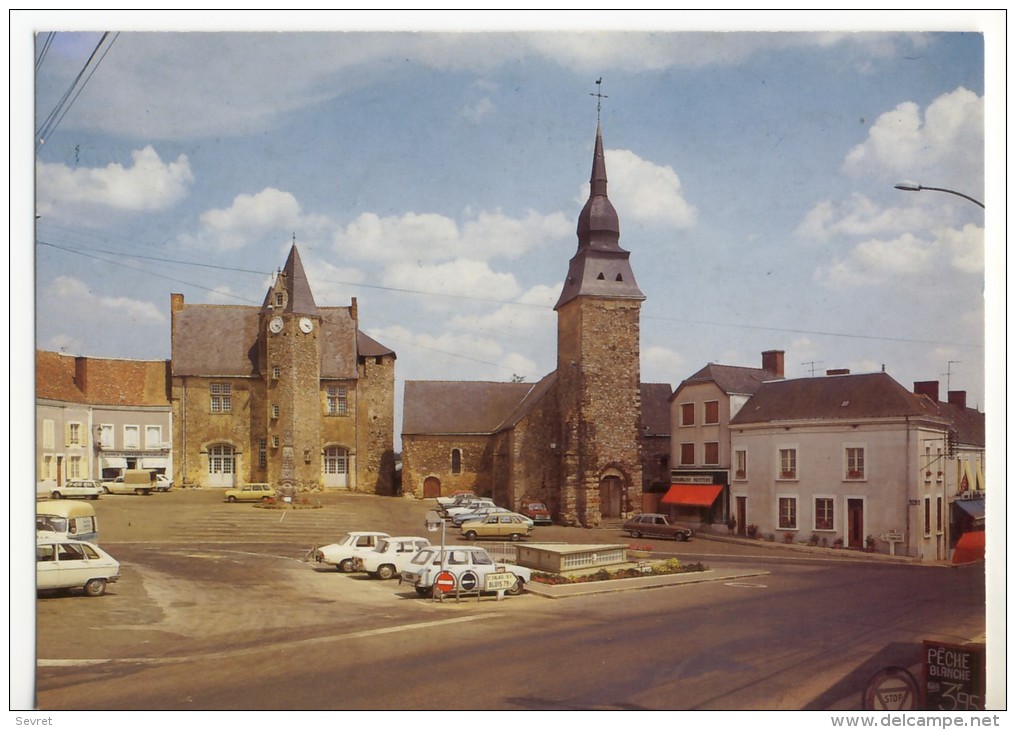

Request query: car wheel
[
  {"left": 91, "top": 494, "right": 99, "bottom": 500},
  {"left": 509, "top": 532, "right": 521, "bottom": 542},
  {"left": 135, "top": 488, "right": 144, "bottom": 495},
  {"left": 506, "top": 577, "right": 524, "bottom": 596},
  {"left": 415, "top": 586, "right": 431, "bottom": 597},
  {"left": 261, "top": 496, "right": 272, "bottom": 503},
  {"left": 51, "top": 492, "right": 61, "bottom": 499},
  {"left": 102, "top": 486, "right": 110, "bottom": 494},
  {"left": 227, "top": 495, "right": 237, "bottom": 503},
  {"left": 629, "top": 530, "right": 641, "bottom": 538},
  {"left": 464, "top": 530, "right": 478, "bottom": 541},
  {"left": 377, "top": 564, "right": 396, "bottom": 580},
  {"left": 84, "top": 579, "right": 106, "bottom": 597},
  {"left": 676, "top": 532, "right": 689, "bottom": 542},
  {"left": 338, "top": 558, "right": 355, "bottom": 573}
]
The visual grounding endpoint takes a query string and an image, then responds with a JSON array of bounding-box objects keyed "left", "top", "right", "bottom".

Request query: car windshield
[
  {"left": 37, "top": 516, "right": 68, "bottom": 533},
  {"left": 471, "top": 551, "right": 494, "bottom": 565}
]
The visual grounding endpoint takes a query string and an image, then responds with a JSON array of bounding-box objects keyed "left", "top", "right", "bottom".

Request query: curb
[{"left": 524, "top": 568, "right": 770, "bottom": 599}]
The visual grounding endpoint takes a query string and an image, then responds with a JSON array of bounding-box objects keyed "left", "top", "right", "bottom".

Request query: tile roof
[
  {"left": 36, "top": 350, "right": 170, "bottom": 406},
  {"left": 402, "top": 380, "right": 537, "bottom": 435},
  {"left": 729, "top": 372, "right": 948, "bottom": 425},
  {"left": 673, "top": 363, "right": 779, "bottom": 399}
]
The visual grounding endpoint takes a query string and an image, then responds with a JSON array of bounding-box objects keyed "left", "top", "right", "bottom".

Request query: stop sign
[{"left": 435, "top": 571, "right": 456, "bottom": 593}]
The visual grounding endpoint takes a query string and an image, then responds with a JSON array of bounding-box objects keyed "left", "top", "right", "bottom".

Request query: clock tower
[{"left": 258, "top": 243, "right": 322, "bottom": 490}]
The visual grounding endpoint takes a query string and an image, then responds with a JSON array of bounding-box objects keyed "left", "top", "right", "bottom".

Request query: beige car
[
  {"left": 224, "top": 483, "right": 277, "bottom": 503},
  {"left": 460, "top": 513, "right": 533, "bottom": 542}
]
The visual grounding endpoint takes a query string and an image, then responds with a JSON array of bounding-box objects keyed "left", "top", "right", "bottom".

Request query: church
[
  {"left": 402, "top": 125, "right": 669, "bottom": 527},
  {"left": 170, "top": 245, "right": 397, "bottom": 494}
]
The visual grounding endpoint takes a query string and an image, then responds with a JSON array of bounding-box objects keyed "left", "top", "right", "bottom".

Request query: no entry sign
[{"left": 434, "top": 571, "right": 456, "bottom": 593}]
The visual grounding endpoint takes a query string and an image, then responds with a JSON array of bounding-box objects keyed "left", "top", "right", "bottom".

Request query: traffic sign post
[
  {"left": 433, "top": 570, "right": 456, "bottom": 601},
  {"left": 863, "top": 667, "right": 920, "bottom": 710}
]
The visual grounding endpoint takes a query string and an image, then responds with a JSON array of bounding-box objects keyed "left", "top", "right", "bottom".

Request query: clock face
[
  {"left": 299, "top": 317, "right": 314, "bottom": 334},
  {"left": 269, "top": 316, "right": 284, "bottom": 334}
]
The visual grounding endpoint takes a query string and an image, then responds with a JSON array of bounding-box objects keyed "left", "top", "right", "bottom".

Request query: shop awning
[
  {"left": 100, "top": 456, "right": 128, "bottom": 470},
  {"left": 975, "top": 461, "right": 985, "bottom": 492},
  {"left": 141, "top": 457, "right": 168, "bottom": 468},
  {"left": 660, "top": 484, "right": 723, "bottom": 507},
  {"left": 952, "top": 530, "right": 985, "bottom": 564},
  {"left": 953, "top": 498, "right": 985, "bottom": 522}
]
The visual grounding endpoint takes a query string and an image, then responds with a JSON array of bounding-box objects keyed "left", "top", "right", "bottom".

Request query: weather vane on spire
[{"left": 590, "top": 77, "right": 607, "bottom": 123}]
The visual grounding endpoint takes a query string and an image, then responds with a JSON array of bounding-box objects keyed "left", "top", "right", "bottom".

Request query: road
[{"left": 29, "top": 490, "right": 988, "bottom": 711}]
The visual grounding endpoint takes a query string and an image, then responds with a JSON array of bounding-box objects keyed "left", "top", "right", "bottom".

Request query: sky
[{"left": 18, "top": 12, "right": 1002, "bottom": 446}]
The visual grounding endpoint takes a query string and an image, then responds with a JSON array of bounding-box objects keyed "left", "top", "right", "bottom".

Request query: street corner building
[
  {"left": 401, "top": 125, "right": 666, "bottom": 527},
  {"left": 170, "top": 243, "right": 397, "bottom": 494}
]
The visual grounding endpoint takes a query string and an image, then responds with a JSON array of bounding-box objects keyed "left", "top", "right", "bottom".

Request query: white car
[
  {"left": 354, "top": 536, "right": 431, "bottom": 580},
  {"left": 155, "top": 474, "right": 173, "bottom": 492},
  {"left": 444, "top": 498, "right": 496, "bottom": 520},
  {"left": 37, "top": 536, "right": 120, "bottom": 597},
  {"left": 400, "top": 545, "right": 531, "bottom": 598},
  {"left": 310, "top": 531, "right": 390, "bottom": 573},
  {"left": 47, "top": 479, "right": 102, "bottom": 500}
]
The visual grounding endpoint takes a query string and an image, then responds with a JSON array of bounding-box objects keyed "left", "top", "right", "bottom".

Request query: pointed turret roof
[
  {"left": 262, "top": 243, "right": 319, "bottom": 316},
  {"left": 555, "top": 125, "right": 644, "bottom": 310}
]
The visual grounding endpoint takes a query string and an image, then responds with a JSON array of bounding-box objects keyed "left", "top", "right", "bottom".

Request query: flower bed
[
  {"left": 531, "top": 559, "right": 706, "bottom": 585},
  {"left": 253, "top": 498, "right": 323, "bottom": 510}
]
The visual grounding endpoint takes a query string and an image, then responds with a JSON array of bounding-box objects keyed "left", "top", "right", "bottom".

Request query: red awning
[
  {"left": 951, "top": 531, "right": 985, "bottom": 565},
  {"left": 660, "top": 484, "right": 723, "bottom": 507}
]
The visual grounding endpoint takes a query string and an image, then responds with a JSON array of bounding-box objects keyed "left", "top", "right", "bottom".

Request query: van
[
  {"left": 37, "top": 500, "right": 99, "bottom": 543},
  {"left": 101, "top": 468, "right": 156, "bottom": 495}
]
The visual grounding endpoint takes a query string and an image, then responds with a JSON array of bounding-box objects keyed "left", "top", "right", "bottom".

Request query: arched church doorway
[
  {"left": 423, "top": 476, "right": 442, "bottom": 499},
  {"left": 599, "top": 474, "right": 624, "bottom": 518}
]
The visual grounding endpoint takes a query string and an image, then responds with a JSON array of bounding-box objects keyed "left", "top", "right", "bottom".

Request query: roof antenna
[{"left": 590, "top": 77, "right": 607, "bottom": 124}]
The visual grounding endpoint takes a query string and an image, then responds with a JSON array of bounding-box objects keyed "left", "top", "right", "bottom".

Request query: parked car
[
  {"left": 444, "top": 498, "right": 496, "bottom": 520},
  {"left": 354, "top": 536, "right": 431, "bottom": 580},
  {"left": 36, "top": 535, "right": 120, "bottom": 597},
  {"left": 101, "top": 469, "right": 157, "bottom": 496},
  {"left": 36, "top": 500, "right": 99, "bottom": 543},
  {"left": 47, "top": 479, "right": 102, "bottom": 500},
  {"left": 310, "top": 531, "right": 390, "bottom": 573},
  {"left": 437, "top": 493, "right": 488, "bottom": 516},
  {"left": 518, "top": 501, "right": 552, "bottom": 525},
  {"left": 399, "top": 546, "right": 531, "bottom": 597},
  {"left": 434, "top": 490, "right": 476, "bottom": 508},
  {"left": 223, "top": 483, "right": 276, "bottom": 503},
  {"left": 460, "top": 513, "right": 533, "bottom": 542},
  {"left": 450, "top": 505, "right": 513, "bottom": 526},
  {"left": 622, "top": 513, "right": 694, "bottom": 541},
  {"left": 154, "top": 474, "right": 173, "bottom": 492}
]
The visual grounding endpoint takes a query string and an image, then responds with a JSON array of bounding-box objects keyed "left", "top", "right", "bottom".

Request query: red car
[{"left": 518, "top": 501, "right": 552, "bottom": 525}]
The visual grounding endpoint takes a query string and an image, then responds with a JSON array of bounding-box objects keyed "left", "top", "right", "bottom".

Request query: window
[
  {"left": 43, "top": 419, "right": 55, "bottom": 449},
  {"left": 67, "top": 456, "right": 82, "bottom": 479},
  {"left": 99, "top": 423, "right": 113, "bottom": 448},
  {"left": 272, "top": 404, "right": 280, "bottom": 419},
  {"left": 704, "top": 442, "right": 719, "bottom": 465},
  {"left": 42, "top": 455, "right": 53, "bottom": 481},
  {"left": 208, "top": 444, "right": 234, "bottom": 475},
  {"left": 680, "top": 443, "right": 695, "bottom": 466},
  {"left": 272, "top": 366, "right": 281, "bottom": 379},
  {"left": 210, "top": 383, "right": 232, "bottom": 413},
  {"left": 145, "top": 425, "right": 162, "bottom": 449},
  {"left": 846, "top": 447, "right": 865, "bottom": 479},
  {"left": 327, "top": 386, "right": 348, "bottom": 415},
  {"left": 778, "top": 497, "right": 797, "bottom": 530},
  {"left": 815, "top": 498, "right": 834, "bottom": 530},
  {"left": 936, "top": 496, "right": 943, "bottom": 533},
  {"left": 124, "top": 425, "right": 140, "bottom": 450},
  {"left": 680, "top": 403, "right": 695, "bottom": 426},
  {"left": 704, "top": 400, "right": 719, "bottom": 424},
  {"left": 924, "top": 497, "right": 931, "bottom": 536},
  {"left": 272, "top": 435, "right": 280, "bottom": 448},
  {"left": 258, "top": 439, "right": 267, "bottom": 468},
  {"left": 275, "top": 293, "right": 284, "bottom": 307},
  {"left": 779, "top": 448, "right": 797, "bottom": 479},
  {"left": 324, "top": 446, "right": 348, "bottom": 474},
  {"left": 734, "top": 450, "right": 747, "bottom": 479},
  {"left": 67, "top": 422, "right": 82, "bottom": 446},
  {"left": 451, "top": 448, "right": 462, "bottom": 474}
]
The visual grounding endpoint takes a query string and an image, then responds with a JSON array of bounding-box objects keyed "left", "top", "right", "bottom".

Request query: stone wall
[
  {"left": 402, "top": 433, "right": 494, "bottom": 498},
  {"left": 355, "top": 353, "right": 396, "bottom": 495}
]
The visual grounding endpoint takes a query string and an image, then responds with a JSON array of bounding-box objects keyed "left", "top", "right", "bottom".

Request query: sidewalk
[{"left": 525, "top": 567, "right": 769, "bottom": 599}]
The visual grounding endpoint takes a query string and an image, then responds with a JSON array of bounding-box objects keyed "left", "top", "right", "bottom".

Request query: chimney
[
  {"left": 762, "top": 350, "right": 785, "bottom": 379},
  {"left": 826, "top": 368, "right": 851, "bottom": 376},
  {"left": 74, "top": 355, "right": 88, "bottom": 393},
  {"left": 171, "top": 292, "right": 185, "bottom": 313},
  {"left": 914, "top": 380, "right": 940, "bottom": 402},
  {"left": 948, "top": 390, "right": 967, "bottom": 409}
]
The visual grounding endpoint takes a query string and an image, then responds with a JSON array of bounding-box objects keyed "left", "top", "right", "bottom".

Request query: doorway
[
  {"left": 423, "top": 476, "right": 441, "bottom": 499},
  {"left": 847, "top": 498, "right": 864, "bottom": 548},
  {"left": 736, "top": 496, "right": 747, "bottom": 536},
  {"left": 599, "top": 476, "right": 623, "bottom": 518}
]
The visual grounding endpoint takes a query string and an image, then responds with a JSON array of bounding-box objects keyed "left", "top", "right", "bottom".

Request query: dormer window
[{"left": 275, "top": 292, "right": 284, "bottom": 307}]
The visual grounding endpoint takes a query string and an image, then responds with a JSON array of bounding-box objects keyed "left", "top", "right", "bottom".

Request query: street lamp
[{"left": 894, "top": 181, "right": 984, "bottom": 209}]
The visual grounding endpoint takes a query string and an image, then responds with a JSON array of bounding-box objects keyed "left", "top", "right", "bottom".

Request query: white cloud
[
  {"left": 46, "top": 275, "right": 166, "bottom": 330},
  {"left": 795, "top": 194, "right": 935, "bottom": 241},
  {"left": 36, "top": 146, "right": 193, "bottom": 222},
  {"left": 599, "top": 149, "right": 696, "bottom": 228},
  {"left": 383, "top": 258, "right": 521, "bottom": 308},
  {"left": 818, "top": 232, "right": 935, "bottom": 288},
  {"left": 460, "top": 96, "right": 495, "bottom": 122},
  {"left": 940, "top": 223, "right": 984, "bottom": 274},
  {"left": 642, "top": 345, "right": 686, "bottom": 386},
  {"left": 334, "top": 209, "right": 571, "bottom": 263},
  {"left": 844, "top": 87, "right": 984, "bottom": 197}
]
